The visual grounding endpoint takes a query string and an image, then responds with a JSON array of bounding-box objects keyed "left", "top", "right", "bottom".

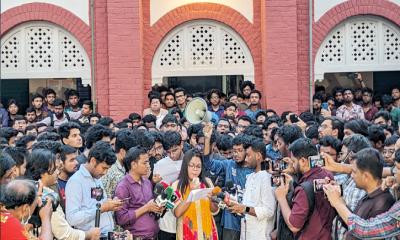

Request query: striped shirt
[{"left": 347, "top": 201, "right": 400, "bottom": 240}]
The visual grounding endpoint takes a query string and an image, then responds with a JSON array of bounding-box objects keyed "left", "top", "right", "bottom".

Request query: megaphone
[{"left": 184, "top": 97, "right": 213, "bottom": 124}]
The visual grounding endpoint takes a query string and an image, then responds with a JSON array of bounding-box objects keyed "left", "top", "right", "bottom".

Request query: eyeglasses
[{"left": 188, "top": 164, "right": 202, "bottom": 170}]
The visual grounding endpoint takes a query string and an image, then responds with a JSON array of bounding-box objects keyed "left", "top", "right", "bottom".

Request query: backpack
[
  {"left": 277, "top": 181, "right": 315, "bottom": 240},
  {"left": 50, "top": 112, "right": 70, "bottom": 127}
]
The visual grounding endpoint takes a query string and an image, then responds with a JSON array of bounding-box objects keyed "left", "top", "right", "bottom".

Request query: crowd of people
[{"left": 0, "top": 79, "right": 399, "bottom": 240}]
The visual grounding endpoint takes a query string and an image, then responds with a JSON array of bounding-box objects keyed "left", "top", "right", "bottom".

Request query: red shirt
[
  {"left": 0, "top": 211, "right": 29, "bottom": 240},
  {"left": 289, "top": 167, "right": 336, "bottom": 240}
]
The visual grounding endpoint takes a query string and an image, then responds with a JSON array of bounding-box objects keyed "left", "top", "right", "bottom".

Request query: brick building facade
[{"left": 1, "top": 0, "right": 400, "bottom": 120}]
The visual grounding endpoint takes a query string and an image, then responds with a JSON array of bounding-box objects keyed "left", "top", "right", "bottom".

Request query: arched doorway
[
  {"left": 152, "top": 20, "right": 254, "bottom": 94},
  {"left": 0, "top": 21, "right": 91, "bottom": 112},
  {"left": 314, "top": 16, "right": 400, "bottom": 95}
]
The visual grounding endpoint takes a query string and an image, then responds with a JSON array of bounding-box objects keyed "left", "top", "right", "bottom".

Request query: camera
[
  {"left": 309, "top": 155, "right": 324, "bottom": 168},
  {"left": 41, "top": 191, "right": 60, "bottom": 212},
  {"left": 313, "top": 179, "right": 343, "bottom": 196},
  {"left": 107, "top": 231, "right": 128, "bottom": 240},
  {"left": 290, "top": 114, "right": 299, "bottom": 123},
  {"left": 347, "top": 72, "right": 359, "bottom": 80}
]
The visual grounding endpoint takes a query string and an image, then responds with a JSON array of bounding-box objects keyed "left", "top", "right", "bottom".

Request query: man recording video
[{"left": 65, "top": 141, "right": 123, "bottom": 238}]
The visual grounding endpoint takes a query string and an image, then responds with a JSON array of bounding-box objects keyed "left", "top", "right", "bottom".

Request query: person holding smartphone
[{"left": 115, "top": 147, "right": 163, "bottom": 239}]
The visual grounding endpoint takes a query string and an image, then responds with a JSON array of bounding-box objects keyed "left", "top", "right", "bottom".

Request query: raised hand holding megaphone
[{"left": 184, "top": 98, "right": 213, "bottom": 124}]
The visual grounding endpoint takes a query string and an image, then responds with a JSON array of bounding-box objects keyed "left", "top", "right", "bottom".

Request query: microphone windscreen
[{"left": 212, "top": 186, "right": 222, "bottom": 195}]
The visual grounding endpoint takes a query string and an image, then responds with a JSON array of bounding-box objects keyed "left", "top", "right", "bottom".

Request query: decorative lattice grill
[
  {"left": 349, "top": 21, "right": 377, "bottom": 63},
  {"left": 159, "top": 31, "right": 183, "bottom": 67},
  {"left": 383, "top": 24, "right": 400, "bottom": 63},
  {"left": 318, "top": 28, "right": 344, "bottom": 64},
  {"left": 26, "top": 26, "right": 54, "bottom": 69},
  {"left": 189, "top": 25, "right": 215, "bottom": 66},
  {"left": 0, "top": 32, "right": 21, "bottom": 70},
  {"left": 60, "top": 32, "right": 86, "bottom": 69},
  {"left": 222, "top": 29, "right": 247, "bottom": 65}
]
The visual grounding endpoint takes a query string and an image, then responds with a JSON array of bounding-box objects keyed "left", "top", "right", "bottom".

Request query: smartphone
[
  {"left": 271, "top": 172, "right": 285, "bottom": 187},
  {"left": 321, "top": 102, "right": 329, "bottom": 110},
  {"left": 309, "top": 155, "right": 325, "bottom": 168},
  {"left": 313, "top": 179, "right": 329, "bottom": 192}
]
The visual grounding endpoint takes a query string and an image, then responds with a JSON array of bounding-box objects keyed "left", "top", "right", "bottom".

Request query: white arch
[
  {"left": 315, "top": 16, "right": 400, "bottom": 81},
  {"left": 1, "top": 21, "right": 91, "bottom": 85},
  {"left": 151, "top": 20, "right": 254, "bottom": 85}
]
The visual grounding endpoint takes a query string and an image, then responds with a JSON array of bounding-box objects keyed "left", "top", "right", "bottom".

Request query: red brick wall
[{"left": 105, "top": 0, "right": 143, "bottom": 120}]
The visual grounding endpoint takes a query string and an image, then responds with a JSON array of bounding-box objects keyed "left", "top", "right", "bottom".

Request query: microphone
[{"left": 95, "top": 203, "right": 101, "bottom": 227}]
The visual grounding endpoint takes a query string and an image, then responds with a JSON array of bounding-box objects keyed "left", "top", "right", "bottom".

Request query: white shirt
[
  {"left": 155, "top": 156, "right": 183, "bottom": 233},
  {"left": 241, "top": 171, "right": 276, "bottom": 240}
]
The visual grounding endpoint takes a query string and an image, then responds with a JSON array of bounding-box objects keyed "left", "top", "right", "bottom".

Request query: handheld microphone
[{"left": 95, "top": 203, "right": 101, "bottom": 227}]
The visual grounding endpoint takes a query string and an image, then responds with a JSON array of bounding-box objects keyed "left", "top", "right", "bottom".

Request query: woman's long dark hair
[
  {"left": 177, "top": 149, "right": 210, "bottom": 195},
  {"left": 25, "top": 149, "right": 57, "bottom": 181}
]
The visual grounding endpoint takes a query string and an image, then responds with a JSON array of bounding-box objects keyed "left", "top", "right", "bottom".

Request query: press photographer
[{"left": 0, "top": 179, "right": 53, "bottom": 240}]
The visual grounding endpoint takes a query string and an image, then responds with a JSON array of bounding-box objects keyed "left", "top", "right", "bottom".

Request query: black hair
[
  {"left": 25, "top": 125, "right": 37, "bottom": 133},
  {"left": 207, "top": 89, "right": 222, "bottom": 101},
  {"left": 44, "top": 88, "right": 56, "bottom": 97},
  {"left": 361, "top": 87, "right": 373, "bottom": 95},
  {"left": 354, "top": 148, "right": 384, "bottom": 179},
  {"left": 162, "top": 114, "right": 179, "bottom": 126},
  {"left": 323, "top": 117, "right": 344, "bottom": 140},
  {"left": 305, "top": 124, "right": 319, "bottom": 140},
  {"left": 115, "top": 122, "right": 128, "bottom": 129},
  {"left": 31, "top": 93, "right": 44, "bottom": 101},
  {"left": 373, "top": 111, "right": 391, "bottom": 122},
  {"left": 319, "top": 136, "right": 342, "bottom": 153},
  {"left": 16, "top": 135, "right": 36, "bottom": 149},
  {"left": 249, "top": 138, "right": 266, "bottom": 160},
  {"left": 98, "top": 117, "right": 114, "bottom": 127},
  {"left": 162, "top": 131, "right": 182, "bottom": 150},
  {"left": 85, "top": 124, "right": 113, "bottom": 149},
  {"left": 342, "top": 134, "right": 371, "bottom": 153},
  {"left": 243, "top": 124, "right": 263, "bottom": 139},
  {"left": 123, "top": 147, "right": 147, "bottom": 172},
  {"left": 174, "top": 87, "right": 186, "bottom": 96},
  {"left": 1, "top": 180, "right": 37, "bottom": 209},
  {"left": 187, "top": 124, "right": 203, "bottom": 139},
  {"left": 263, "top": 116, "right": 281, "bottom": 130},
  {"left": 217, "top": 118, "right": 231, "bottom": 128},
  {"left": 82, "top": 100, "right": 93, "bottom": 110},
  {"left": 37, "top": 132, "right": 61, "bottom": 142},
  {"left": 25, "top": 149, "right": 57, "bottom": 181},
  {"left": 149, "top": 95, "right": 162, "bottom": 104},
  {"left": 142, "top": 114, "right": 157, "bottom": 124},
  {"left": 216, "top": 134, "right": 233, "bottom": 151},
  {"left": 177, "top": 149, "right": 210, "bottom": 195},
  {"left": 367, "top": 125, "right": 386, "bottom": 145},
  {"left": 32, "top": 140, "right": 62, "bottom": 155},
  {"left": 344, "top": 119, "right": 370, "bottom": 137},
  {"left": 164, "top": 92, "right": 175, "bottom": 100},
  {"left": 395, "top": 149, "right": 400, "bottom": 163},
  {"left": 237, "top": 115, "right": 253, "bottom": 125},
  {"left": 312, "top": 93, "right": 324, "bottom": 102},
  {"left": 60, "top": 145, "right": 77, "bottom": 162},
  {"left": 255, "top": 111, "right": 267, "bottom": 121},
  {"left": 2, "top": 147, "right": 27, "bottom": 167},
  {"left": 240, "top": 81, "right": 255, "bottom": 93},
  {"left": 288, "top": 138, "right": 318, "bottom": 159},
  {"left": 384, "top": 135, "right": 399, "bottom": 146},
  {"left": 25, "top": 107, "right": 36, "bottom": 114},
  {"left": 332, "top": 87, "right": 344, "bottom": 96},
  {"left": 158, "top": 85, "right": 169, "bottom": 93},
  {"left": 66, "top": 89, "right": 79, "bottom": 99},
  {"left": 122, "top": 118, "right": 132, "bottom": 124},
  {"left": 280, "top": 111, "right": 292, "bottom": 123},
  {"left": 276, "top": 125, "right": 303, "bottom": 145},
  {"left": 232, "top": 134, "right": 252, "bottom": 148},
  {"left": 53, "top": 99, "right": 65, "bottom": 107},
  {"left": 315, "top": 85, "right": 326, "bottom": 93},
  {"left": 249, "top": 89, "right": 262, "bottom": 99},
  {"left": 137, "top": 131, "right": 155, "bottom": 151},
  {"left": 58, "top": 122, "right": 81, "bottom": 141},
  {"left": 115, "top": 129, "right": 137, "bottom": 153},
  {"left": 13, "top": 115, "right": 26, "bottom": 122},
  {"left": 88, "top": 141, "right": 116, "bottom": 166},
  {"left": 169, "top": 108, "right": 183, "bottom": 119},
  {"left": 149, "top": 131, "right": 163, "bottom": 143},
  {"left": 381, "top": 94, "right": 394, "bottom": 108},
  {"left": 300, "top": 111, "right": 316, "bottom": 123},
  {"left": 265, "top": 109, "right": 277, "bottom": 116},
  {"left": 147, "top": 90, "right": 161, "bottom": 100},
  {"left": 0, "top": 127, "right": 18, "bottom": 142},
  {"left": 128, "top": 112, "right": 142, "bottom": 121},
  {"left": 89, "top": 113, "right": 102, "bottom": 121},
  {"left": 224, "top": 102, "right": 237, "bottom": 110},
  {"left": 342, "top": 88, "right": 354, "bottom": 95},
  {"left": 0, "top": 153, "right": 16, "bottom": 179}
]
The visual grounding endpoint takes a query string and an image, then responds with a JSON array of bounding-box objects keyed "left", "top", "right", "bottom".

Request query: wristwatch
[{"left": 245, "top": 206, "right": 250, "bottom": 214}]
